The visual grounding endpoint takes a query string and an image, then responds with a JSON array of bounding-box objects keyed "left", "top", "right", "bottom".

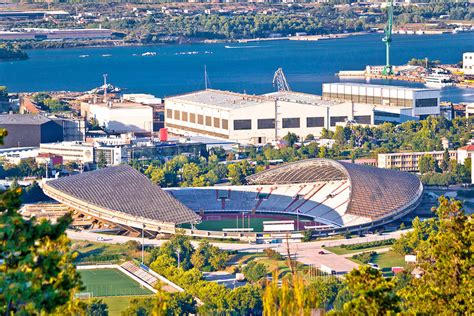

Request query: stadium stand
[
  {"left": 121, "top": 261, "right": 158, "bottom": 286},
  {"left": 168, "top": 158, "right": 423, "bottom": 231},
  {"left": 43, "top": 159, "right": 422, "bottom": 235}
]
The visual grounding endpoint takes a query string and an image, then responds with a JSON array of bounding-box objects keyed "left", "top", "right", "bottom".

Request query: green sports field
[
  {"left": 180, "top": 213, "right": 317, "bottom": 232},
  {"left": 79, "top": 268, "right": 153, "bottom": 297}
]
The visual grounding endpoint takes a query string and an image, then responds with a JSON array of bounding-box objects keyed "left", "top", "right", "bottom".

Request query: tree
[
  {"left": 243, "top": 261, "right": 267, "bottom": 283},
  {"left": 97, "top": 150, "right": 108, "bottom": 169},
  {"left": 263, "top": 273, "right": 319, "bottom": 316},
  {"left": 157, "top": 233, "right": 195, "bottom": 270},
  {"left": 0, "top": 186, "right": 83, "bottom": 314},
  {"left": 335, "top": 266, "right": 400, "bottom": 315},
  {"left": 228, "top": 284, "right": 263, "bottom": 315},
  {"left": 398, "top": 197, "right": 474, "bottom": 315},
  {"left": 440, "top": 148, "right": 450, "bottom": 172},
  {"left": 283, "top": 132, "right": 299, "bottom": 147},
  {"left": 86, "top": 299, "right": 109, "bottom": 316},
  {"left": 419, "top": 154, "right": 436, "bottom": 174}
]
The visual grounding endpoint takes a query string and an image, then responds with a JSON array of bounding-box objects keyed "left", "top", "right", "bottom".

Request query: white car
[{"left": 96, "top": 236, "right": 105, "bottom": 241}]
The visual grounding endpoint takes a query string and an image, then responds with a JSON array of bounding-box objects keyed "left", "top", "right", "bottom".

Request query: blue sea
[{"left": 0, "top": 32, "right": 473, "bottom": 102}]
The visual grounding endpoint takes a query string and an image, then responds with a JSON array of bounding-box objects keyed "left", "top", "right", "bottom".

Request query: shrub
[
  {"left": 352, "top": 251, "right": 376, "bottom": 264},
  {"left": 243, "top": 261, "right": 267, "bottom": 283},
  {"left": 263, "top": 248, "right": 283, "bottom": 260}
]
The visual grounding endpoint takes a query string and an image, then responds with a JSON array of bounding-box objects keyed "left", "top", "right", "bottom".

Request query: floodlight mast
[{"left": 382, "top": 0, "right": 394, "bottom": 76}]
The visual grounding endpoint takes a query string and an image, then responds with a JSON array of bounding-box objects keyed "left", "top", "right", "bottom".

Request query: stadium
[{"left": 42, "top": 159, "right": 423, "bottom": 241}]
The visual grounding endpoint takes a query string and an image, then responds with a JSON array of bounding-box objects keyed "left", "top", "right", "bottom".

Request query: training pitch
[{"left": 79, "top": 268, "right": 153, "bottom": 297}]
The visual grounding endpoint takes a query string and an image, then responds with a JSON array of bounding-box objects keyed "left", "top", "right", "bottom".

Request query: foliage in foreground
[{"left": 0, "top": 128, "right": 82, "bottom": 314}]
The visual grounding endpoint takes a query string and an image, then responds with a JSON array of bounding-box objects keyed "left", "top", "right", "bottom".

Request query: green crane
[{"left": 382, "top": 0, "right": 394, "bottom": 75}]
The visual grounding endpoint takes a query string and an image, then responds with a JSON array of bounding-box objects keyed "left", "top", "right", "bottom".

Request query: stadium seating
[{"left": 121, "top": 261, "right": 158, "bottom": 286}]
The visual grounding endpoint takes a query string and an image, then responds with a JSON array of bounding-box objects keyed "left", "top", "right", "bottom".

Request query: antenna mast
[
  {"left": 204, "top": 65, "right": 211, "bottom": 90},
  {"left": 273, "top": 68, "right": 290, "bottom": 92},
  {"left": 103, "top": 74, "right": 108, "bottom": 101},
  {"left": 382, "top": 0, "right": 394, "bottom": 75}
]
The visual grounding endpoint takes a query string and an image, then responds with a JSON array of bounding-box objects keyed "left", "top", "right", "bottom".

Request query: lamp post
[
  {"left": 176, "top": 247, "right": 181, "bottom": 270},
  {"left": 141, "top": 224, "right": 145, "bottom": 264}
]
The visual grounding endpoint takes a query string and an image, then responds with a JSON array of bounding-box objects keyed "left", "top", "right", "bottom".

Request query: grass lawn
[
  {"left": 373, "top": 251, "right": 406, "bottom": 269},
  {"left": 72, "top": 241, "right": 151, "bottom": 264},
  {"left": 100, "top": 296, "right": 154, "bottom": 316},
  {"left": 79, "top": 268, "right": 153, "bottom": 297},
  {"left": 325, "top": 245, "right": 393, "bottom": 255}
]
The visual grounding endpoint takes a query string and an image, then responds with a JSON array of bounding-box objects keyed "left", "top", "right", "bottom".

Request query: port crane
[
  {"left": 273, "top": 68, "right": 291, "bottom": 92},
  {"left": 382, "top": 0, "right": 394, "bottom": 75}
]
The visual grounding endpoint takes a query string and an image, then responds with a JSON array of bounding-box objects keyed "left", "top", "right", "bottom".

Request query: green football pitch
[
  {"left": 79, "top": 268, "right": 153, "bottom": 297},
  {"left": 180, "top": 214, "right": 316, "bottom": 232}
]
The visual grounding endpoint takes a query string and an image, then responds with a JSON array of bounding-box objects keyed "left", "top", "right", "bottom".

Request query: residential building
[
  {"left": 457, "top": 145, "right": 474, "bottom": 164},
  {"left": 377, "top": 150, "right": 457, "bottom": 172},
  {"left": 463, "top": 52, "right": 474, "bottom": 76}
]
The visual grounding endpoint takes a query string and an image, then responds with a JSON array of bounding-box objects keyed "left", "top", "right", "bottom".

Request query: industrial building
[
  {"left": 322, "top": 83, "right": 440, "bottom": 121},
  {"left": 0, "top": 114, "right": 85, "bottom": 149},
  {"left": 0, "top": 114, "right": 64, "bottom": 148},
  {"left": 81, "top": 99, "right": 153, "bottom": 135},
  {"left": 0, "top": 28, "right": 111, "bottom": 41},
  {"left": 165, "top": 89, "right": 376, "bottom": 145}
]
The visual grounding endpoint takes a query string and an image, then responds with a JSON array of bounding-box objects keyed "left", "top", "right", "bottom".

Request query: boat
[
  {"left": 79, "top": 54, "right": 89, "bottom": 58},
  {"left": 101, "top": 54, "right": 112, "bottom": 57},
  {"left": 424, "top": 73, "right": 454, "bottom": 87},
  {"left": 141, "top": 52, "right": 156, "bottom": 56}
]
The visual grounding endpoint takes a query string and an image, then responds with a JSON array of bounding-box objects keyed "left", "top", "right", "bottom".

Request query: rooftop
[
  {"left": 45, "top": 165, "right": 200, "bottom": 224},
  {"left": 323, "top": 82, "right": 439, "bottom": 92},
  {"left": 0, "top": 114, "right": 50, "bottom": 125},
  {"left": 166, "top": 89, "right": 272, "bottom": 110},
  {"left": 264, "top": 91, "right": 341, "bottom": 107}
]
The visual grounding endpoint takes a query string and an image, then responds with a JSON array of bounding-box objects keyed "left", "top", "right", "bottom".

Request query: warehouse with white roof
[{"left": 165, "top": 89, "right": 376, "bottom": 144}]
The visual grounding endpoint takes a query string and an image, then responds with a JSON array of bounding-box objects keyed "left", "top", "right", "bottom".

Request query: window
[
  {"left": 174, "top": 110, "right": 180, "bottom": 120},
  {"left": 257, "top": 119, "right": 275, "bottom": 129},
  {"left": 374, "top": 111, "right": 400, "bottom": 118},
  {"left": 307, "top": 117, "right": 324, "bottom": 127},
  {"left": 234, "top": 119, "right": 251, "bottom": 130},
  {"left": 222, "top": 119, "right": 228, "bottom": 130},
  {"left": 181, "top": 111, "right": 188, "bottom": 122},
  {"left": 197, "top": 115, "right": 204, "bottom": 125},
  {"left": 166, "top": 109, "right": 172, "bottom": 119},
  {"left": 415, "top": 98, "right": 438, "bottom": 108},
  {"left": 214, "top": 117, "right": 220, "bottom": 128},
  {"left": 190, "top": 113, "right": 196, "bottom": 123},
  {"left": 354, "top": 115, "right": 371, "bottom": 125},
  {"left": 205, "top": 116, "right": 212, "bottom": 126},
  {"left": 330, "top": 116, "right": 347, "bottom": 126},
  {"left": 282, "top": 117, "right": 300, "bottom": 128}
]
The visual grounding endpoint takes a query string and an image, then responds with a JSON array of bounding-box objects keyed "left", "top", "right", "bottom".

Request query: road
[{"left": 67, "top": 229, "right": 408, "bottom": 274}]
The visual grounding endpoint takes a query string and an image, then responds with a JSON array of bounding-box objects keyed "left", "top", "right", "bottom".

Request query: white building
[
  {"left": 463, "top": 52, "right": 474, "bottom": 76},
  {"left": 0, "top": 147, "right": 38, "bottom": 165},
  {"left": 39, "top": 142, "right": 94, "bottom": 164},
  {"left": 322, "top": 83, "right": 441, "bottom": 121},
  {"left": 95, "top": 145, "right": 128, "bottom": 166},
  {"left": 165, "top": 89, "right": 377, "bottom": 145},
  {"left": 81, "top": 100, "right": 153, "bottom": 134}
]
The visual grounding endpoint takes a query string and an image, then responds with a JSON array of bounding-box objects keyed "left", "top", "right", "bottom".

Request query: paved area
[{"left": 67, "top": 229, "right": 409, "bottom": 275}]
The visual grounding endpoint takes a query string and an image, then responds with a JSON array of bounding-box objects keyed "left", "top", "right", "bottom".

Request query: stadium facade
[{"left": 43, "top": 159, "right": 423, "bottom": 240}]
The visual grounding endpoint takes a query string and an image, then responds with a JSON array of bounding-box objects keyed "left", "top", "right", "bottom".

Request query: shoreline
[{"left": 17, "top": 30, "right": 467, "bottom": 51}]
